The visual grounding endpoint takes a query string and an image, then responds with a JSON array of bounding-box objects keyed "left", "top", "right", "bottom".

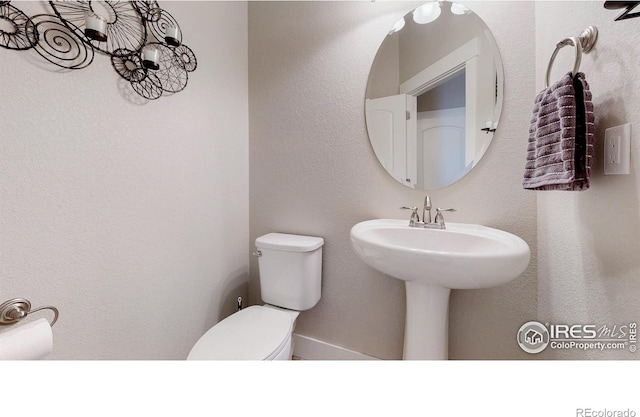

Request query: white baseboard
[{"left": 292, "top": 334, "right": 379, "bottom": 360}]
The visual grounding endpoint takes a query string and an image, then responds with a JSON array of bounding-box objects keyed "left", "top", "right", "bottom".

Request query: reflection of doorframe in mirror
[
  {"left": 400, "top": 38, "right": 481, "bottom": 180},
  {"left": 364, "top": 94, "right": 410, "bottom": 184}
]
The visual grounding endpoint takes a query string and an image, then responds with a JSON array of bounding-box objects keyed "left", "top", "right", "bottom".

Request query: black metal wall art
[
  {"left": 0, "top": 0, "right": 198, "bottom": 100},
  {"left": 604, "top": 1, "right": 640, "bottom": 20},
  {"left": 50, "top": 0, "right": 147, "bottom": 56},
  {"left": 0, "top": 3, "right": 37, "bottom": 50},
  {"left": 31, "top": 14, "right": 95, "bottom": 70}
]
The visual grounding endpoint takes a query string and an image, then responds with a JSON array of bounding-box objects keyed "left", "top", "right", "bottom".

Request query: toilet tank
[{"left": 255, "top": 233, "right": 324, "bottom": 311}]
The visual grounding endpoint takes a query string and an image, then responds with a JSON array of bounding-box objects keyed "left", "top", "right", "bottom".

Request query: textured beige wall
[
  {"left": 249, "top": 1, "right": 537, "bottom": 359},
  {"left": 535, "top": 1, "right": 640, "bottom": 359},
  {"left": 0, "top": 1, "right": 249, "bottom": 359}
]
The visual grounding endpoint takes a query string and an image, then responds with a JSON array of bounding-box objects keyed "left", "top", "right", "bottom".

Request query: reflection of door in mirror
[
  {"left": 400, "top": 37, "right": 485, "bottom": 179},
  {"left": 417, "top": 108, "right": 466, "bottom": 190},
  {"left": 415, "top": 71, "right": 466, "bottom": 189},
  {"left": 365, "top": 94, "right": 412, "bottom": 186}
]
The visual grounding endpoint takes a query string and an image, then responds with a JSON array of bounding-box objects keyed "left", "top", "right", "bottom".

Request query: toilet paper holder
[{"left": 0, "top": 298, "right": 59, "bottom": 327}]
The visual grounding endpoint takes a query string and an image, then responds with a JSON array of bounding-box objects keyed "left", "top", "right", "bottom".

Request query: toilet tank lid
[{"left": 256, "top": 233, "right": 324, "bottom": 252}]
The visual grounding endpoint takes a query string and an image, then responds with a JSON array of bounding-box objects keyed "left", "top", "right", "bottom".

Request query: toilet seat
[{"left": 187, "top": 305, "right": 299, "bottom": 360}]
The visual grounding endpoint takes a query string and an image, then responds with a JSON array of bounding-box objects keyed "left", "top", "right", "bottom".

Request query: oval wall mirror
[{"left": 365, "top": 1, "right": 504, "bottom": 190}]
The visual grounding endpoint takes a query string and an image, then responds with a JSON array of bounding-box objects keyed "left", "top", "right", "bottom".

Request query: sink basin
[
  {"left": 350, "top": 219, "right": 530, "bottom": 360},
  {"left": 350, "top": 219, "right": 530, "bottom": 289}
]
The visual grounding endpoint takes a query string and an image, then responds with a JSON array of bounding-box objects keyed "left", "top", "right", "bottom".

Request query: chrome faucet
[
  {"left": 434, "top": 208, "right": 457, "bottom": 229},
  {"left": 423, "top": 195, "right": 432, "bottom": 224},
  {"left": 401, "top": 196, "right": 456, "bottom": 229},
  {"left": 400, "top": 206, "right": 420, "bottom": 227}
]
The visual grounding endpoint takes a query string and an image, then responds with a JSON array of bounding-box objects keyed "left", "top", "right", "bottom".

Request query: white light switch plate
[{"left": 604, "top": 123, "right": 631, "bottom": 175}]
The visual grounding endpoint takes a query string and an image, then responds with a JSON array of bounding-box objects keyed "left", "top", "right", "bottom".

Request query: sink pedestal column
[{"left": 403, "top": 282, "right": 451, "bottom": 360}]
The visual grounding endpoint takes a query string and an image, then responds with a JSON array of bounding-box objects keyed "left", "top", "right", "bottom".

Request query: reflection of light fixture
[
  {"left": 389, "top": 17, "right": 405, "bottom": 34},
  {"left": 450, "top": 3, "right": 471, "bottom": 15},
  {"left": 413, "top": 2, "right": 441, "bottom": 24}
]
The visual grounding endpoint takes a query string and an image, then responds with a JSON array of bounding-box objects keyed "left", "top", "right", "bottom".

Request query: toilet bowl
[
  {"left": 187, "top": 305, "right": 299, "bottom": 360},
  {"left": 187, "top": 233, "right": 323, "bottom": 360}
]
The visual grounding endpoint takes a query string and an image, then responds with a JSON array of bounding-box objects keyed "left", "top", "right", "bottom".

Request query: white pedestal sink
[{"left": 350, "top": 219, "right": 530, "bottom": 360}]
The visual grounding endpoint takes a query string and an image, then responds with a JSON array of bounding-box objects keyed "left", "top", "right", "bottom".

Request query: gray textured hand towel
[{"left": 523, "top": 72, "right": 595, "bottom": 190}]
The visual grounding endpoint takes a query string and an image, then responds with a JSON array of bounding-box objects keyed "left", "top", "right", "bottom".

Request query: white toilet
[{"left": 187, "top": 232, "right": 324, "bottom": 360}]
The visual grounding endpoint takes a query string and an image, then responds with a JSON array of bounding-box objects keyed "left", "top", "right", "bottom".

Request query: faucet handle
[
  {"left": 434, "top": 208, "right": 456, "bottom": 229},
  {"left": 400, "top": 206, "right": 420, "bottom": 226}
]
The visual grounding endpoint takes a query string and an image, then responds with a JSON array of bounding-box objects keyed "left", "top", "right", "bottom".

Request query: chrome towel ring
[
  {"left": 544, "top": 26, "right": 598, "bottom": 88},
  {"left": 0, "top": 298, "right": 59, "bottom": 327}
]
